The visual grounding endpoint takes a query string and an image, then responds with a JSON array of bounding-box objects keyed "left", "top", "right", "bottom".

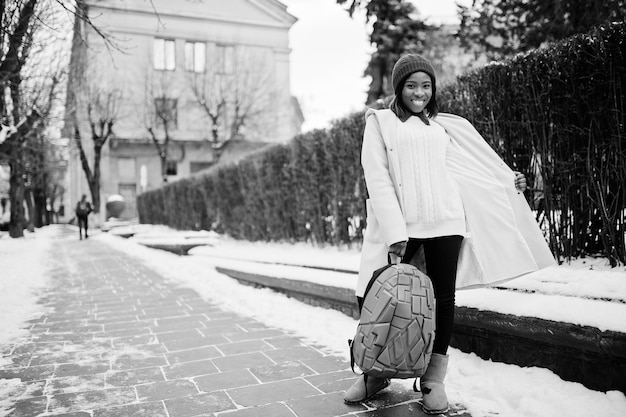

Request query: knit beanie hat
[{"left": 391, "top": 54, "right": 436, "bottom": 92}]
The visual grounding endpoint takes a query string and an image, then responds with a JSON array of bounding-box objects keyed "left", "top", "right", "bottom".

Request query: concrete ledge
[
  {"left": 217, "top": 266, "right": 626, "bottom": 393},
  {"left": 140, "top": 242, "right": 208, "bottom": 255},
  {"left": 216, "top": 267, "right": 360, "bottom": 319}
]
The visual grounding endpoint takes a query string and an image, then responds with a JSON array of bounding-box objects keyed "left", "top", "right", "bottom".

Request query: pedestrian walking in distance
[
  {"left": 346, "top": 54, "right": 555, "bottom": 413},
  {"left": 75, "top": 194, "right": 93, "bottom": 240}
]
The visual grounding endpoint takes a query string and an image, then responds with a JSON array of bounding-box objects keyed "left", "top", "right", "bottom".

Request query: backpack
[{"left": 349, "top": 262, "right": 435, "bottom": 379}]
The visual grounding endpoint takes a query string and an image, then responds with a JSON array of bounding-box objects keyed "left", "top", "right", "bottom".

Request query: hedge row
[
  {"left": 137, "top": 112, "right": 367, "bottom": 246},
  {"left": 437, "top": 21, "right": 625, "bottom": 265},
  {"left": 138, "top": 22, "right": 625, "bottom": 263}
]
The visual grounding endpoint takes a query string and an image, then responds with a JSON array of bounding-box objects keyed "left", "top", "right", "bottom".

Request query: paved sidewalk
[{"left": 0, "top": 226, "right": 469, "bottom": 416}]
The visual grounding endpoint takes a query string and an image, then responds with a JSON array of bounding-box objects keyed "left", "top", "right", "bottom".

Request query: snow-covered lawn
[{"left": 1, "top": 224, "right": 626, "bottom": 417}]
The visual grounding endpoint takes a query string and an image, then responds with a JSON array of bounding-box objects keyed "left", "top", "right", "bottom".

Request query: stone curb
[{"left": 216, "top": 266, "right": 626, "bottom": 393}]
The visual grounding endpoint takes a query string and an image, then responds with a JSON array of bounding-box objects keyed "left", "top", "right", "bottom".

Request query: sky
[
  {"left": 280, "top": 0, "right": 470, "bottom": 131},
  {"left": 1, "top": 224, "right": 626, "bottom": 416}
]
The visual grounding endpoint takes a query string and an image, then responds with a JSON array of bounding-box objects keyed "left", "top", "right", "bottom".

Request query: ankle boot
[
  {"left": 419, "top": 353, "right": 449, "bottom": 414},
  {"left": 344, "top": 374, "right": 390, "bottom": 404}
]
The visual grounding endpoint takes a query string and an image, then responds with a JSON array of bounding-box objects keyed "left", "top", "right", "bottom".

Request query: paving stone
[
  {"left": 0, "top": 351, "right": 32, "bottom": 368},
  {"left": 103, "top": 320, "right": 152, "bottom": 332},
  {"left": 216, "top": 340, "right": 275, "bottom": 356},
  {"left": 93, "top": 401, "right": 168, "bottom": 417},
  {"left": 263, "top": 347, "right": 323, "bottom": 364},
  {"left": 287, "top": 391, "right": 367, "bottom": 417},
  {"left": 103, "top": 343, "right": 166, "bottom": 358},
  {"left": 165, "top": 391, "right": 235, "bottom": 416},
  {"left": 141, "top": 307, "right": 191, "bottom": 319},
  {"left": 223, "top": 329, "right": 284, "bottom": 342},
  {"left": 151, "top": 319, "right": 205, "bottom": 333},
  {"left": 165, "top": 346, "right": 221, "bottom": 364},
  {"left": 47, "top": 324, "right": 104, "bottom": 334},
  {"left": 263, "top": 337, "right": 304, "bottom": 349},
  {"left": 0, "top": 379, "right": 46, "bottom": 407},
  {"left": 48, "top": 387, "right": 136, "bottom": 414},
  {"left": 216, "top": 402, "right": 297, "bottom": 417},
  {"left": 102, "top": 326, "right": 152, "bottom": 338},
  {"left": 0, "top": 364, "right": 55, "bottom": 382},
  {"left": 30, "top": 349, "right": 102, "bottom": 366},
  {"left": 4, "top": 395, "right": 48, "bottom": 417},
  {"left": 194, "top": 369, "right": 259, "bottom": 393},
  {"left": 137, "top": 379, "right": 199, "bottom": 401},
  {"left": 54, "top": 360, "right": 111, "bottom": 378},
  {"left": 162, "top": 334, "right": 221, "bottom": 352},
  {"left": 163, "top": 359, "right": 219, "bottom": 379},
  {"left": 156, "top": 329, "right": 203, "bottom": 343},
  {"left": 250, "top": 361, "right": 315, "bottom": 383},
  {"left": 31, "top": 332, "right": 92, "bottom": 343},
  {"left": 305, "top": 370, "right": 358, "bottom": 394},
  {"left": 227, "top": 378, "right": 321, "bottom": 407},
  {"left": 301, "top": 355, "right": 351, "bottom": 374},
  {"left": 105, "top": 367, "right": 165, "bottom": 386},
  {"left": 111, "top": 334, "right": 159, "bottom": 347},
  {"left": 111, "top": 354, "right": 167, "bottom": 370},
  {"left": 212, "top": 352, "right": 274, "bottom": 372},
  {"left": 45, "top": 374, "right": 106, "bottom": 395},
  {"left": 156, "top": 315, "right": 207, "bottom": 327},
  {"left": 199, "top": 323, "right": 246, "bottom": 336}
]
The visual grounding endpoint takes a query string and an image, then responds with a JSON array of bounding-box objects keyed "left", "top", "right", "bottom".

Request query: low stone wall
[{"left": 216, "top": 266, "right": 626, "bottom": 393}]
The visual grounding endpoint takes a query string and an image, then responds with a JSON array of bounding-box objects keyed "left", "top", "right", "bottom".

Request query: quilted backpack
[{"left": 349, "top": 262, "right": 436, "bottom": 379}]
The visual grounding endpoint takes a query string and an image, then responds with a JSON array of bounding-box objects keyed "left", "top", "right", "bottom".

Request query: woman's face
[{"left": 401, "top": 71, "right": 432, "bottom": 114}]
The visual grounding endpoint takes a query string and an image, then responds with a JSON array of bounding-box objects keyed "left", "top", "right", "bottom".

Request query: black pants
[
  {"left": 78, "top": 215, "right": 89, "bottom": 238},
  {"left": 358, "top": 235, "right": 463, "bottom": 355}
]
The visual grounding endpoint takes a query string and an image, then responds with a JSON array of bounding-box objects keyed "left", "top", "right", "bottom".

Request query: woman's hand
[
  {"left": 389, "top": 241, "right": 407, "bottom": 258},
  {"left": 514, "top": 171, "right": 527, "bottom": 192}
]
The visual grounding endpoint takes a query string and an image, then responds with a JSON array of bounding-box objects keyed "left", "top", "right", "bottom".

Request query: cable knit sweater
[{"left": 395, "top": 116, "right": 466, "bottom": 238}]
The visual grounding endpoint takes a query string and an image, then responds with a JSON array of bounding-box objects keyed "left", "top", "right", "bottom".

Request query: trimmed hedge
[
  {"left": 137, "top": 111, "right": 367, "bottom": 245},
  {"left": 138, "top": 22, "right": 625, "bottom": 263},
  {"left": 438, "top": 21, "right": 625, "bottom": 265}
]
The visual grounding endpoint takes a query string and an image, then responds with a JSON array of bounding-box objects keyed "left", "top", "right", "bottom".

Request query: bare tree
[
  {"left": 144, "top": 69, "right": 181, "bottom": 183},
  {"left": 187, "top": 46, "right": 277, "bottom": 159},
  {"left": 71, "top": 83, "right": 120, "bottom": 213},
  {"left": 0, "top": 0, "right": 71, "bottom": 237},
  {"left": 0, "top": 0, "right": 115, "bottom": 237},
  {"left": 65, "top": 0, "right": 122, "bottom": 214}
]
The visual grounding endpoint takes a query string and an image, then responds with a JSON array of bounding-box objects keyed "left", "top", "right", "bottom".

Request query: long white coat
[{"left": 357, "top": 109, "right": 555, "bottom": 297}]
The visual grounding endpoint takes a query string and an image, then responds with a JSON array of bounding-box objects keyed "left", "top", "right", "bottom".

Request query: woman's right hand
[{"left": 389, "top": 241, "right": 407, "bottom": 258}]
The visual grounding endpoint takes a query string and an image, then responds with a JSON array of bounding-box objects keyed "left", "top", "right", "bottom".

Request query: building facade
[{"left": 65, "top": 0, "right": 302, "bottom": 221}]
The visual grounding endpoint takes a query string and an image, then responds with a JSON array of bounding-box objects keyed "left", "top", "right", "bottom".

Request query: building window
[
  {"left": 154, "top": 97, "right": 178, "bottom": 129},
  {"left": 165, "top": 161, "right": 178, "bottom": 176},
  {"left": 185, "top": 41, "right": 206, "bottom": 73},
  {"left": 117, "top": 158, "right": 136, "bottom": 180},
  {"left": 153, "top": 38, "right": 176, "bottom": 71}
]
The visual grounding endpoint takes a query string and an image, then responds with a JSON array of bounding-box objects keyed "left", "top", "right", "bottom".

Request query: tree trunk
[
  {"left": 90, "top": 144, "right": 102, "bottom": 213},
  {"left": 8, "top": 159, "right": 26, "bottom": 238},
  {"left": 33, "top": 184, "right": 46, "bottom": 227},
  {"left": 24, "top": 188, "right": 35, "bottom": 232}
]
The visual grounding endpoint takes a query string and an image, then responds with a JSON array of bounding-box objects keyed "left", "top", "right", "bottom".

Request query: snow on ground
[
  {"left": 1, "top": 225, "right": 626, "bottom": 417},
  {"left": 0, "top": 228, "right": 55, "bottom": 360}
]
